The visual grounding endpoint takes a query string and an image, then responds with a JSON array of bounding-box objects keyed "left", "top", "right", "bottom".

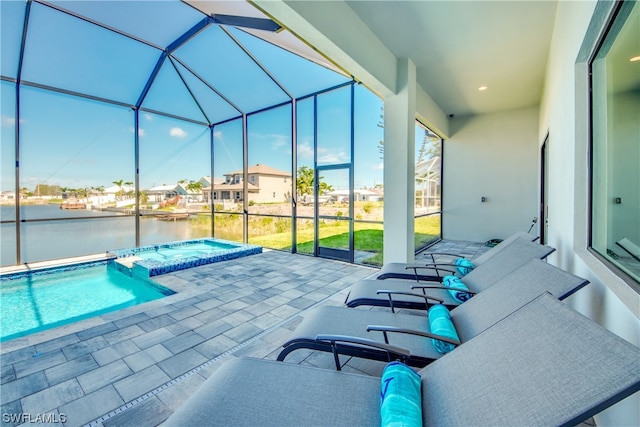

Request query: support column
[{"left": 383, "top": 58, "right": 416, "bottom": 264}]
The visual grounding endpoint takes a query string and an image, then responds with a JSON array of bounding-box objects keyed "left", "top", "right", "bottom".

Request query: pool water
[
  {"left": 110, "top": 238, "right": 262, "bottom": 277},
  {"left": 0, "top": 262, "right": 174, "bottom": 342},
  {"left": 136, "top": 242, "right": 233, "bottom": 262}
]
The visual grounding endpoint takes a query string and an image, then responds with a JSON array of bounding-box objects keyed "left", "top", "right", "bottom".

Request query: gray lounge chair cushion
[
  {"left": 280, "top": 259, "right": 590, "bottom": 365},
  {"left": 451, "top": 258, "right": 590, "bottom": 341},
  {"left": 376, "top": 231, "right": 537, "bottom": 281},
  {"left": 470, "top": 230, "right": 537, "bottom": 265},
  {"left": 346, "top": 238, "right": 555, "bottom": 309},
  {"left": 282, "top": 305, "right": 445, "bottom": 363},
  {"left": 164, "top": 356, "right": 381, "bottom": 427},
  {"left": 165, "top": 294, "right": 640, "bottom": 426},
  {"left": 420, "top": 293, "right": 640, "bottom": 426}
]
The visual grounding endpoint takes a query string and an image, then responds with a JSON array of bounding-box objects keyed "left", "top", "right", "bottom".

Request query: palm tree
[
  {"left": 124, "top": 181, "right": 133, "bottom": 199},
  {"left": 139, "top": 190, "right": 149, "bottom": 206},
  {"left": 112, "top": 180, "right": 124, "bottom": 201},
  {"left": 186, "top": 180, "right": 203, "bottom": 194}
]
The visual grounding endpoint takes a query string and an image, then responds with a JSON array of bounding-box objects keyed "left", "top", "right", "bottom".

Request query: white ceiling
[
  {"left": 187, "top": 0, "right": 559, "bottom": 117},
  {"left": 345, "top": 0, "right": 559, "bottom": 116}
]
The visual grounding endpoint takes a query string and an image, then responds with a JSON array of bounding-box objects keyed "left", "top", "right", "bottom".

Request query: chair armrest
[
  {"left": 404, "top": 263, "right": 458, "bottom": 273},
  {"left": 376, "top": 290, "right": 444, "bottom": 313},
  {"left": 366, "top": 325, "right": 461, "bottom": 346},
  {"left": 411, "top": 284, "right": 477, "bottom": 295},
  {"left": 400, "top": 264, "right": 456, "bottom": 282},
  {"left": 315, "top": 334, "right": 411, "bottom": 370}
]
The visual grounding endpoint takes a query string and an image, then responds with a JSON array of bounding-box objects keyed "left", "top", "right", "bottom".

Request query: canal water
[{"left": 1, "top": 205, "right": 209, "bottom": 266}]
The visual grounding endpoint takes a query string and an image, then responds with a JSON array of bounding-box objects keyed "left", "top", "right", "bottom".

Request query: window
[
  {"left": 590, "top": 1, "right": 640, "bottom": 284},
  {"left": 414, "top": 121, "right": 442, "bottom": 252}
]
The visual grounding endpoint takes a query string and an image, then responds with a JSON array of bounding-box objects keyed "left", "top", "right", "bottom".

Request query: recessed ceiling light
[
  {"left": 478, "top": 86, "right": 488, "bottom": 91},
  {"left": 630, "top": 55, "right": 640, "bottom": 62}
]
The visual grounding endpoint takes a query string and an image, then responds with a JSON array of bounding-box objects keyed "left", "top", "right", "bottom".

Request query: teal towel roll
[
  {"left": 428, "top": 304, "right": 460, "bottom": 354},
  {"left": 455, "top": 257, "right": 475, "bottom": 275},
  {"left": 443, "top": 275, "right": 473, "bottom": 303},
  {"left": 380, "top": 361, "right": 422, "bottom": 427}
]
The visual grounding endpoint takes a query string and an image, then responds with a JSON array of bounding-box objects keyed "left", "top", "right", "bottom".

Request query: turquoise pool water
[
  {"left": 0, "top": 262, "right": 174, "bottom": 342},
  {"left": 136, "top": 241, "right": 234, "bottom": 262},
  {"left": 110, "top": 238, "right": 262, "bottom": 277}
]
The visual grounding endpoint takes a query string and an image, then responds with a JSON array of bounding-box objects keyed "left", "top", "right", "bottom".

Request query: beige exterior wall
[{"left": 248, "top": 174, "right": 291, "bottom": 203}]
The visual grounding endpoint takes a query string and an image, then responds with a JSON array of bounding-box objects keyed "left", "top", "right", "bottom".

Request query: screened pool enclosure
[{"left": 1, "top": 0, "right": 442, "bottom": 267}]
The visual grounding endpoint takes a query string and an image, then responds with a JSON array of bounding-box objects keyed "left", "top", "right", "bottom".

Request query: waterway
[{"left": 0, "top": 205, "right": 209, "bottom": 267}]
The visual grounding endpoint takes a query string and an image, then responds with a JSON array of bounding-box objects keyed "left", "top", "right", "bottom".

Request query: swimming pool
[
  {"left": 109, "top": 238, "right": 262, "bottom": 277},
  {"left": 0, "top": 261, "right": 174, "bottom": 342}
]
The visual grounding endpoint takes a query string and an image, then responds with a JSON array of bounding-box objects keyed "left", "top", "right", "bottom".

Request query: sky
[{"left": 0, "top": 0, "right": 432, "bottom": 194}]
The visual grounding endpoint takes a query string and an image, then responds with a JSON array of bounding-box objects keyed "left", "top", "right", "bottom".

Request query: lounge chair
[
  {"left": 277, "top": 258, "right": 589, "bottom": 368},
  {"left": 376, "top": 230, "right": 538, "bottom": 281},
  {"left": 617, "top": 237, "right": 640, "bottom": 262},
  {"left": 163, "top": 293, "right": 640, "bottom": 427},
  {"left": 346, "top": 237, "right": 555, "bottom": 310}
]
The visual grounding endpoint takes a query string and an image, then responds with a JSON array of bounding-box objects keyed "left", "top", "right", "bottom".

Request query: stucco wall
[
  {"left": 539, "top": 1, "right": 639, "bottom": 425},
  {"left": 442, "top": 107, "right": 539, "bottom": 243}
]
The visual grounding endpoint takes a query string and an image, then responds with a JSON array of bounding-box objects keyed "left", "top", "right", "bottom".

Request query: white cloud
[
  {"left": 213, "top": 130, "right": 222, "bottom": 139},
  {"left": 372, "top": 162, "right": 384, "bottom": 170},
  {"left": 170, "top": 127, "right": 187, "bottom": 138},
  {"left": 297, "top": 142, "right": 314, "bottom": 159},
  {"left": 1, "top": 116, "right": 15, "bottom": 127},
  {"left": 317, "top": 149, "right": 348, "bottom": 164},
  {"left": 1, "top": 116, "right": 26, "bottom": 127},
  {"left": 271, "top": 135, "right": 287, "bottom": 149},
  {"left": 143, "top": 113, "right": 154, "bottom": 121},
  {"left": 129, "top": 127, "right": 145, "bottom": 137}
]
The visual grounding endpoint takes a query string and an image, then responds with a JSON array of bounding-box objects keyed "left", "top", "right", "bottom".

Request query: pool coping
[{"left": 0, "top": 253, "right": 116, "bottom": 277}]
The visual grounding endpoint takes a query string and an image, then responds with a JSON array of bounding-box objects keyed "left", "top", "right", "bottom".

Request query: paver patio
[{"left": 1, "top": 241, "right": 490, "bottom": 427}]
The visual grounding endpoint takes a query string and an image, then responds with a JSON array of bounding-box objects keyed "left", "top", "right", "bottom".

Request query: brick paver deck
[{"left": 1, "top": 241, "right": 490, "bottom": 427}]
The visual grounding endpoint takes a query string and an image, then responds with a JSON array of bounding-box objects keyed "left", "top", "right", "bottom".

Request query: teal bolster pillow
[
  {"left": 428, "top": 304, "right": 460, "bottom": 354},
  {"left": 443, "top": 275, "right": 474, "bottom": 303},
  {"left": 380, "top": 361, "right": 422, "bottom": 427},
  {"left": 455, "top": 257, "right": 475, "bottom": 275}
]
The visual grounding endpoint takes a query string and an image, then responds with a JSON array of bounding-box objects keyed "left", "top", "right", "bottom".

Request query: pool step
[
  {"left": 114, "top": 256, "right": 142, "bottom": 269},
  {"left": 109, "top": 256, "right": 144, "bottom": 277}
]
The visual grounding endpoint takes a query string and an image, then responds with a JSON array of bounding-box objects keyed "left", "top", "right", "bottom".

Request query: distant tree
[
  {"left": 34, "top": 184, "right": 61, "bottom": 197},
  {"left": 319, "top": 180, "right": 334, "bottom": 195},
  {"left": 139, "top": 190, "right": 149, "bottom": 205},
  {"left": 296, "top": 166, "right": 333, "bottom": 197},
  {"left": 417, "top": 132, "right": 428, "bottom": 163},
  {"left": 425, "top": 137, "right": 441, "bottom": 159},
  {"left": 112, "top": 179, "right": 132, "bottom": 200},
  {"left": 76, "top": 188, "right": 88, "bottom": 200},
  {"left": 186, "top": 181, "right": 203, "bottom": 194},
  {"left": 297, "top": 166, "right": 315, "bottom": 197},
  {"left": 112, "top": 180, "right": 123, "bottom": 200}
]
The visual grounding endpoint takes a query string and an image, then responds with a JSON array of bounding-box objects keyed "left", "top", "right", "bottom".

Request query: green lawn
[{"left": 248, "top": 215, "right": 441, "bottom": 266}]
